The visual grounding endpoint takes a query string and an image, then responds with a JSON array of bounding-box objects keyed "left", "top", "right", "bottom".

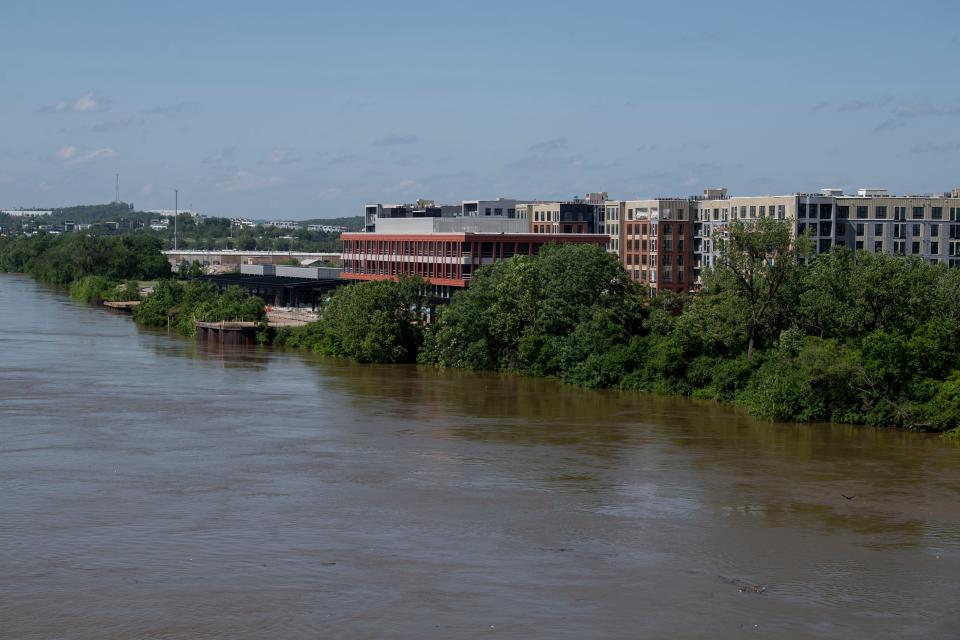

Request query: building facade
[
  {"left": 523, "top": 200, "right": 600, "bottom": 234},
  {"left": 340, "top": 231, "right": 608, "bottom": 298},
  {"left": 462, "top": 198, "right": 522, "bottom": 218},
  {"left": 692, "top": 188, "right": 960, "bottom": 281}
]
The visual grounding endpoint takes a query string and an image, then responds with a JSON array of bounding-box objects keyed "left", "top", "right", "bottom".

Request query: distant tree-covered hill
[{"left": 47, "top": 202, "right": 146, "bottom": 224}]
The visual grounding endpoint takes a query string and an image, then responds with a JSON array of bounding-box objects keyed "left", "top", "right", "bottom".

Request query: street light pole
[{"left": 174, "top": 189, "right": 178, "bottom": 251}]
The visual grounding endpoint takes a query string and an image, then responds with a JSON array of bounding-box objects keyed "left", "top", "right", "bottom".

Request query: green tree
[
  {"left": 421, "top": 243, "right": 637, "bottom": 375},
  {"left": 314, "top": 276, "right": 426, "bottom": 363},
  {"left": 714, "top": 217, "right": 807, "bottom": 359}
]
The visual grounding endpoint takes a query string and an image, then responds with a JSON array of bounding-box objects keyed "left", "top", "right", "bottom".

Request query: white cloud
[
  {"left": 529, "top": 137, "right": 569, "bottom": 153},
  {"left": 264, "top": 148, "right": 299, "bottom": 165},
  {"left": 55, "top": 145, "right": 117, "bottom": 165},
  {"left": 43, "top": 91, "right": 106, "bottom": 113},
  {"left": 56, "top": 146, "right": 78, "bottom": 160},
  {"left": 72, "top": 92, "right": 100, "bottom": 112},
  {"left": 79, "top": 148, "right": 116, "bottom": 163},
  {"left": 216, "top": 171, "right": 288, "bottom": 192}
]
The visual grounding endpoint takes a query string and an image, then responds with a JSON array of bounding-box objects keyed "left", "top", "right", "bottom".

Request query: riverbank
[{"left": 6, "top": 229, "right": 960, "bottom": 435}]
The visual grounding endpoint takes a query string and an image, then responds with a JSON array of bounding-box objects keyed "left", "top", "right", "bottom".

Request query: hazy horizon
[{"left": 3, "top": 0, "right": 959, "bottom": 220}]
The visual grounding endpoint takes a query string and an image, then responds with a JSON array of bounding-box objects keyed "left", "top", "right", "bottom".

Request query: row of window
[
  {"left": 625, "top": 253, "right": 686, "bottom": 267},
  {"left": 624, "top": 238, "right": 686, "bottom": 252},
  {"left": 603, "top": 207, "right": 690, "bottom": 222},
  {"left": 623, "top": 223, "right": 686, "bottom": 236},
  {"left": 795, "top": 222, "right": 960, "bottom": 238},
  {"left": 626, "top": 266, "right": 686, "bottom": 284},
  {"left": 344, "top": 240, "right": 558, "bottom": 258},
  {"left": 846, "top": 240, "right": 959, "bottom": 255},
  {"left": 343, "top": 260, "right": 468, "bottom": 278},
  {"left": 343, "top": 240, "right": 464, "bottom": 257},
  {"left": 838, "top": 205, "right": 958, "bottom": 220},
  {"left": 696, "top": 205, "right": 787, "bottom": 221}
]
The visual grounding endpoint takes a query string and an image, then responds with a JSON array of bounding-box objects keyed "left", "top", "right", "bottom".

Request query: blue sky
[{"left": 2, "top": 0, "right": 959, "bottom": 219}]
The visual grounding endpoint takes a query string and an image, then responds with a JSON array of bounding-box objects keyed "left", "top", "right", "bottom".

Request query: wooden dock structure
[
  {"left": 193, "top": 311, "right": 314, "bottom": 345},
  {"left": 102, "top": 301, "right": 141, "bottom": 313},
  {"left": 193, "top": 321, "right": 260, "bottom": 345}
]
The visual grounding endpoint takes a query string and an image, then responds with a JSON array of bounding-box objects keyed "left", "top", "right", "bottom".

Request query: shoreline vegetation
[{"left": 3, "top": 226, "right": 960, "bottom": 437}]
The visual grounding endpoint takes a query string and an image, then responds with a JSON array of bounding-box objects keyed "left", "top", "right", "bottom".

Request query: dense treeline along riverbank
[
  {"left": 274, "top": 219, "right": 960, "bottom": 434},
  {"left": 0, "top": 233, "right": 266, "bottom": 336},
  {"left": 3, "top": 225, "right": 960, "bottom": 435},
  {"left": 0, "top": 233, "right": 171, "bottom": 285}
]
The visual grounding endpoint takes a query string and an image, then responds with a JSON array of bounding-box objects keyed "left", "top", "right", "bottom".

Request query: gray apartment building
[{"left": 692, "top": 187, "right": 960, "bottom": 284}]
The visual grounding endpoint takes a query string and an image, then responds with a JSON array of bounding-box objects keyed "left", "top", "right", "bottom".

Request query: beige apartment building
[{"left": 693, "top": 188, "right": 960, "bottom": 282}]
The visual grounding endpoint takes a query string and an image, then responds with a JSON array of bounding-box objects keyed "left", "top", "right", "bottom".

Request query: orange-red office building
[{"left": 340, "top": 232, "right": 608, "bottom": 298}]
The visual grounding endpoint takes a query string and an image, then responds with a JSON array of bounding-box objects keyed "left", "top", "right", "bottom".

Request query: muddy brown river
[{"left": 1, "top": 274, "right": 958, "bottom": 639}]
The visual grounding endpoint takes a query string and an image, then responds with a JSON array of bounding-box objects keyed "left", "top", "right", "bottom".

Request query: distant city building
[
  {"left": 231, "top": 218, "right": 257, "bottom": 229},
  {"left": 306, "top": 224, "right": 347, "bottom": 233},
  {"left": 145, "top": 209, "right": 196, "bottom": 217},
  {"left": 264, "top": 220, "right": 302, "bottom": 230},
  {"left": 1, "top": 210, "right": 53, "bottom": 217}
]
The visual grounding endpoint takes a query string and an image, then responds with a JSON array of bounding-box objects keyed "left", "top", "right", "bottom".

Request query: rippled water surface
[{"left": 1, "top": 274, "right": 959, "bottom": 639}]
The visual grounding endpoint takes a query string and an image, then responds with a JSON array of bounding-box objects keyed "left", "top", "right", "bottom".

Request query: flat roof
[
  {"left": 163, "top": 250, "right": 339, "bottom": 256},
  {"left": 341, "top": 232, "right": 608, "bottom": 240}
]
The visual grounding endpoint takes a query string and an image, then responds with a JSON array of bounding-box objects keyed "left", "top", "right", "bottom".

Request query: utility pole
[
  {"left": 174, "top": 189, "right": 179, "bottom": 251},
  {"left": 115, "top": 173, "right": 120, "bottom": 203}
]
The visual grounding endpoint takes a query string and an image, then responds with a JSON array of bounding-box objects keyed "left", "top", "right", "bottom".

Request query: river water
[{"left": 0, "top": 274, "right": 958, "bottom": 639}]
